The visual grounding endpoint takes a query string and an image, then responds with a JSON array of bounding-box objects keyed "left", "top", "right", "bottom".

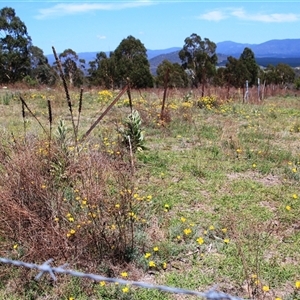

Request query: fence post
[
  {"left": 243, "top": 80, "right": 249, "bottom": 103},
  {"left": 257, "top": 78, "right": 260, "bottom": 102}
]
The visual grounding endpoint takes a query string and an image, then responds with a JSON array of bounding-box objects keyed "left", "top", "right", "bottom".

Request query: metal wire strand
[{"left": 0, "top": 257, "right": 246, "bottom": 300}]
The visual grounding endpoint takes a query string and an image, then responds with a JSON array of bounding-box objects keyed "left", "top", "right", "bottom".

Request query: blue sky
[{"left": 2, "top": 1, "right": 300, "bottom": 55}]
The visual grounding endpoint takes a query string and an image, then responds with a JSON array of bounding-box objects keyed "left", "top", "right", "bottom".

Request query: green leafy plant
[{"left": 119, "top": 109, "right": 146, "bottom": 152}]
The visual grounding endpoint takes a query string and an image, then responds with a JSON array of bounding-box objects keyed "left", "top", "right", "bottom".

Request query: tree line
[{"left": 0, "top": 7, "right": 298, "bottom": 92}]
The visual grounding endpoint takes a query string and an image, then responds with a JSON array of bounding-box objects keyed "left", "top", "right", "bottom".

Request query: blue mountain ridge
[{"left": 46, "top": 39, "right": 300, "bottom": 72}]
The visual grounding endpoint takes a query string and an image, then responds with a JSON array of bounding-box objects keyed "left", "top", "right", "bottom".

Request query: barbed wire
[{"left": 0, "top": 257, "right": 246, "bottom": 299}]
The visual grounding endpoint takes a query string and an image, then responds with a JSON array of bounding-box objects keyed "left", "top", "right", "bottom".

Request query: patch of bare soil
[{"left": 227, "top": 171, "right": 282, "bottom": 186}]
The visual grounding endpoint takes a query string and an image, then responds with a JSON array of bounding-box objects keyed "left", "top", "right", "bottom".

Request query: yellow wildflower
[
  {"left": 149, "top": 261, "right": 156, "bottom": 267},
  {"left": 262, "top": 285, "right": 270, "bottom": 292},
  {"left": 128, "top": 212, "right": 136, "bottom": 219},
  {"left": 122, "top": 286, "right": 129, "bottom": 293},
  {"left": 99, "top": 281, "right": 106, "bottom": 286},
  {"left": 196, "top": 237, "right": 204, "bottom": 245},
  {"left": 184, "top": 228, "right": 192, "bottom": 235},
  {"left": 144, "top": 253, "right": 151, "bottom": 259},
  {"left": 295, "top": 281, "right": 300, "bottom": 289},
  {"left": 120, "top": 272, "right": 128, "bottom": 278},
  {"left": 153, "top": 246, "right": 159, "bottom": 252}
]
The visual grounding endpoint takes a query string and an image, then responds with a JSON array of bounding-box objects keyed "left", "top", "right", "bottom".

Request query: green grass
[{"left": 0, "top": 88, "right": 300, "bottom": 299}]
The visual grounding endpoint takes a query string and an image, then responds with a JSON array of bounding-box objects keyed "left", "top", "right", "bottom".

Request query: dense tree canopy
[
  {"left": 114, "top": 35, "right": 153, "bottom": 88},
  {"left": 88, "top": 36, "right": 153, "bottom": 88},
  {"left": 88, "top": 51, "right": 116, "bottom": 88},
  {"left": 28, "top": 45, "right": 57, "bottom": 85},
  {"left": 225, "top": 56, "right": 250, "bottom": 89},
  {"left": 156, "top": 60, "right": 188, "bottom": 88},
  {"left": 261, "top": 63, "right": 295, "bottom": 86},
  {"left": 0, "top": 7, "right": 32, "bottom": 83},
  {"left": 239, "top": 47, "right": 259, "bottom": 86}
]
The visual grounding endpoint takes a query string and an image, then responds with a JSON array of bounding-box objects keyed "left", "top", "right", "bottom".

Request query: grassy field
[{"left": 0, "top": 87, "right": 299, "bottom": 300}]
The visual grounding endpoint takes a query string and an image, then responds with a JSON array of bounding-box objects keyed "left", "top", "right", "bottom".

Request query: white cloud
[
  {"left": 97, "top": 35, "right": 106, "bottom": 40},
  {"left": 35, "top": 1, "right": 154, "bottom": 19},
  {"left": 198, "top": 10, "right": 228, "bottom": 22},
  {"left": 231, "top": 8, "right": 299, "bottom": 23},
  {"left": 199, "top": 7, "right": 300, "bottom": 23}
]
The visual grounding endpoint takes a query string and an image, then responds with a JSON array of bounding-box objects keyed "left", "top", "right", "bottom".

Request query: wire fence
[{"left": 0, "top": 257, "right": 246, "bottom": 299}]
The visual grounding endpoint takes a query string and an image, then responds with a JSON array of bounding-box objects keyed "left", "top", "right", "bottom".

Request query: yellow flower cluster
[
  {"left": 198, "top": 95, "right": 218, "bottom": 110},
  {"left": 181, "top": 101, "right": 193, "bottom": 108},
  {"left": 98, "top": 90, "right": 113, "bottom": 103}
]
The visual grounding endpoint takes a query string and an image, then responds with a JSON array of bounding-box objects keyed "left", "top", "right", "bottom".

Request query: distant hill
[
  {"left": 46, "top": 39, "right": 300, "bottom": 75},
  {"left": 147, "top": 47, "right": 181, "bottom": 60},
  {"left": 46, "top": 48, "right": 181, "bottom": 66},
  {"left": 217, "top": 39, "right": 300, "bottom": 58},
  {"left": 149, "top": 50, "right": 181, "bottom": 74},
  {"left": 149, "top": 51, "right": 228, "bottom": 74}
]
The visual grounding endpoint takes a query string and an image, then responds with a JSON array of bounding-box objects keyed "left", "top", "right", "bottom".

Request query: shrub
[
  {"left": 197, "top": 95, "right": 219, "bottom": 109},
  {"left": 119, "top": 109, "right": 146, "bottom": 152}
]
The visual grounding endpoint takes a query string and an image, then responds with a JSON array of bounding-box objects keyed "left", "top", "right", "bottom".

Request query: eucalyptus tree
[
  {"left": 58, "top": 49, "right": 85, "bottom": 87},
  {"left": 0, "top": 7, "right": 32, "bottom": 83},
  {"left": 213, "top": 67, "right": 226, "bottom": 87},
  {"left": 275, "top": 63, "right": 295, "bottom": 86},
  {"left": 88, "top": 51, "right": 116, "bottom": 88},
  {"left": 239, "top": 47, "right": 259, "bottom": 86},
  {"left": 114, "top": 35, "right": 153, "bottom": 88},
  {"left": 225, "top": 56, "right": 250, "bottom": 89},
  {"left": 260, "top": 63, "right": 295, "bottom": 92},
  {"left": 223, "top": 56, "right": 250, "bottom": 98},
  {"left": 156, "top": 60, "right": 188, "bottom": 88},
  {"left": 179, "top": 33, "right": 218, "bottom": 95},
  {"left": 28, "top": 45, "right": 57, "bottom": 85}
]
